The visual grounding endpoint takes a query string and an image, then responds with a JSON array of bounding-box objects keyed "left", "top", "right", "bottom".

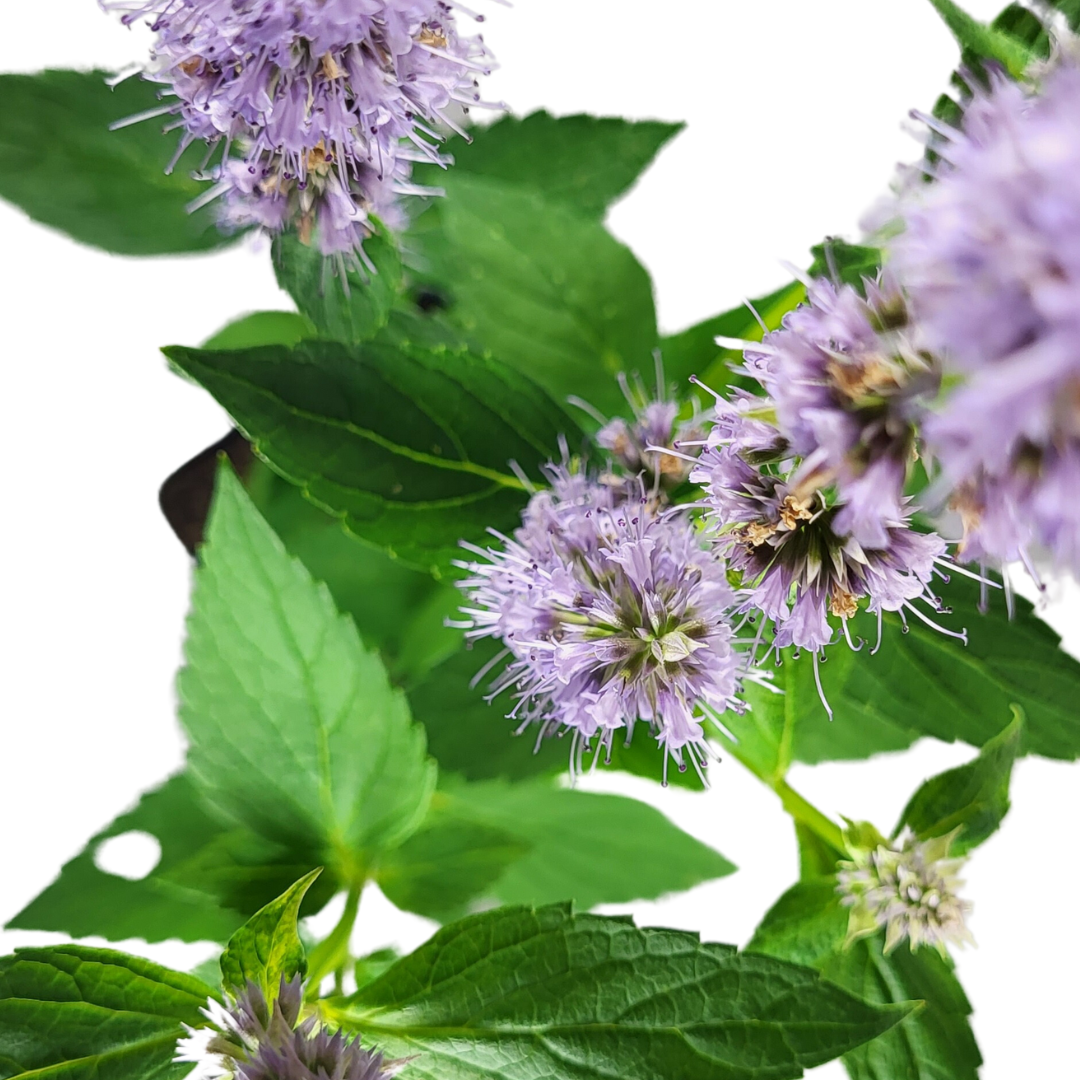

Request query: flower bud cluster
[{"left": 837, "top": 828, "right": 974, "bottom": 954}]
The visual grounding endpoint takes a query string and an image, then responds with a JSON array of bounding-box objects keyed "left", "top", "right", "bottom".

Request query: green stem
[
  {"left": 718, "top": 734, "right": 845, "bottom": 854},
  {"left": 304, "top": 883, "right": 362, "bottom": 998},
  {"left": 772, "top": 777, "right": 845, "bottom": 854}
]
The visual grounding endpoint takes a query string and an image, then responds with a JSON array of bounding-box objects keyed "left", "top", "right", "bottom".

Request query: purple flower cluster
[
  {"left": 746, "top": 274, "right": 937, "bottom": 549},
  {"left": 892, "top": 59, "right": 1080, "bottom": 574},
  {"left": 105, "top": 0, "right": 496, "bottom": 262},
  {"left": 690, "top": 392, "right": 959, "bottom": 702},
  {"left": 176, "top": 977, "right": 400, "bottom": 1080},
  {"left": 455, "top": 464, "right": 743, "bottom": 782}
]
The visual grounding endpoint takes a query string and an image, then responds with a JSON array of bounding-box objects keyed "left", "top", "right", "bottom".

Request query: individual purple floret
[
  {"left": 103, "top": 0, "right": 498, "bottom": 266},
  {"left": 175, "top": 976, "right": 401, "bottom": 1080},
  {"left": 689, "top": 395, "right": 961, "bottom": 715},
  {"left": 574, "top": 357, "right": 709, "bottom": 493},
  {"left": 454, "top": 464, "right": 743, "bottom": 784},
  {"left": 741, "top": 274, "right": 938, "bottom": 550},
  {"left": 891, "top": 59, "right": 1080, "bottom": 576}
]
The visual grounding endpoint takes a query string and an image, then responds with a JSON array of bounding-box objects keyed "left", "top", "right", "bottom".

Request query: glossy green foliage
[
  {"left": 374, "top": 797, "right": 530, "bottom": 923},
  {"left": 378, "top": 779, "right": 735, "bottom": 921},
  {"left": 0, "top": 71, "right": 233, "bottom": 254},
  {"left": 180, "top": 464, "right": 435, "bottom": 875},
  {"left": 203, "top": 311, "right": 316, "bottom": 351},
  {"left": 272, "top": 231, "right": 403, "bottom": 343},
  {"left": 718, "top": 573, "right": 1080, "bottom": 771},
  {"left": 219, "top": 871, "right": 319, "bottom": 1001},
  {"left": 419, "top": 112, "right": 683, "bottom": 217},
  {"left": 897, "top": 711, "right": 1022, "bottom": 854},
  {"left": 0, "top": 946, "right": 215, "bottom": 1080},
  {"left": 749, "top": 879, "right": 981, "bottom": 1080},
  {"left": 5, "top": 774, "right": 282, "bottom": 944},
  {"left": 337, "top": 903, "right": 911, "bottom": 1080},
  {"left": 165, "top": 336, "right": 583, "bottom": 574},
  {"left": 412, "top": 173, "right": 659, "bottom": 416}
]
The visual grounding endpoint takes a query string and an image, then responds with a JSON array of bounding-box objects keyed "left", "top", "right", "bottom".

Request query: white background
[{"left": 1, "top": 2, "right": 1076, "bottom": 1076}]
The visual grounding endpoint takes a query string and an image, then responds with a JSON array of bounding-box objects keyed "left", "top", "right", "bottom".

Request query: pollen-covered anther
[
  {"left": 830, "top": 589, "right": 860, "bottom": 620},
  {"left": 417, "top": 24, "right": 450, "bottom": 48},
  {"left": 778, "top": 495, "right": 813, "bottom": 530},
  {"left": 826, "top": 353, "right": 900, "bottom": 401}
]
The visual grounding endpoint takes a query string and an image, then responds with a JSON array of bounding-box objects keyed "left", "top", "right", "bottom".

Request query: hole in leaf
[{"left": 93, "top": 831, "right": 162, "bottom": 881}]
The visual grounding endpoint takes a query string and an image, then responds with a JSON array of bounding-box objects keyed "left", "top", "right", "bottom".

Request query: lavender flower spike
[
  {"left": 891, "top": 58, "right": 1080, "bottom": 576},
  {"left": 175, "top": 976, "right": 402, "bottom": 1080},
  {"left": 103, "top": 0, "right": 500, "bottom": 265},
  {"left": 454, "top": 464, "right": 744, "bottom": 784}
]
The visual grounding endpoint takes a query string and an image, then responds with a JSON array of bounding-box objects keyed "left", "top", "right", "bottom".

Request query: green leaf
[
  {"left": 433, "top": 777, "right": 735, "bottom": 913},
  {"left": 807, "top": 240, "right": 883, "bottom": 289},
  {"left": 719, "top": 572, "right": 1080, "bottom": 769},
  {"left": 180, "top": 462, "right": 435, "bottom": 875},
  {"left": 824, "top": 573, "right": 1080, "bottom": 761},
  {"left": 896, "top": 709, "right": 1022, "bottom": 853},
  {"left": 6, "top": 775, "right": 340, "bottom": 946},
  {"left": 825, "top": 939, "right": 980, "bottom": 1080},
  {"left": 420, "top": 112, "right": 683, "bottom": 218},
  {"left": 660, "top": 281, "right": 806, "bottom": 393},
  {"left": 749, "top": 880, "right": 981, "bottom": 1080},
  {"left": 0, "top": 71, "right": 234, "bottom": 255},
  {"left": 8, "top": 774, "right": 238, "bottom": 944},
  {"left": 272, "top": 231, "right": 403, "bottom": 343},
  {"left": 924, "top": 0, "right": 1036, "bottom": 77},
  {"left": 246, "top": 458, "right": 456, "bottom": 668},
  {"left": 747, "top": 877, "right": 849, "bottom": 969},
  {"left": 0, "top": 945, "right": 214, "bottom": 1080},
  {"left": 714, "top": 648, "right": 920, "bottom": 782},
  {"left": 405, "top": 637, "right": 567, "bottom": 782},
  {"left": 334, "top": 903, "right": 910, "bottom": 1080},
  {"left": 165, "top": 336, "right": 583, "bottom": 575},
  {"left": 375, "top": 794, "right": 530, "bottom": 923},
  {"left": 220, "top": 871, "right": 319, "bottom": 1002},
  {"left": 412, "top": 173, "right": 659, "bottom": 416},
  {"left": 203, "top": 311, "right": 317, "bottom": 351}
]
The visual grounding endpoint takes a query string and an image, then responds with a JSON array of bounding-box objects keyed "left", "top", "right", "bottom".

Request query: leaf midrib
[{"left": 175, "top": 355, "right": 529, "bottom": 492}]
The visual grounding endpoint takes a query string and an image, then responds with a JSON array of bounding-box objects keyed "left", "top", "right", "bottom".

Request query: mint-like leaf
[
  {"left": 0, "top": 945, "right": 214, "bottom": 1080},
  {"left": 336, "top": 903, "right": 910, "bottom": 1080},
  {"left": 418, "top": 112, "right": 683, "bottom": 218},
  {"left": 220, "top": 870, "right": 320, "bottom": 1002},
  {"left": 180, "top": 463, "right": 435, "bottom": 872},
  {"left": 411, "top": 173, "right": 659, "bottom": 416},
  {"left": 165, "top": 336, "right": 582, "bottom": 574},
  {"left": 897, "top": 709, "right": 1022, "bottom": 853},
  {"left": 375, "top": 796, "right": 530, "bottom": 923},
  {"left": 202, "top": 312, "right": 317, "bottom": 351},
  {"left": 750, "top": 878, "right": 981, "bottom": 1080},
  {"left": 0, "top": 71, "right": 235, "bottom": 255}
]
